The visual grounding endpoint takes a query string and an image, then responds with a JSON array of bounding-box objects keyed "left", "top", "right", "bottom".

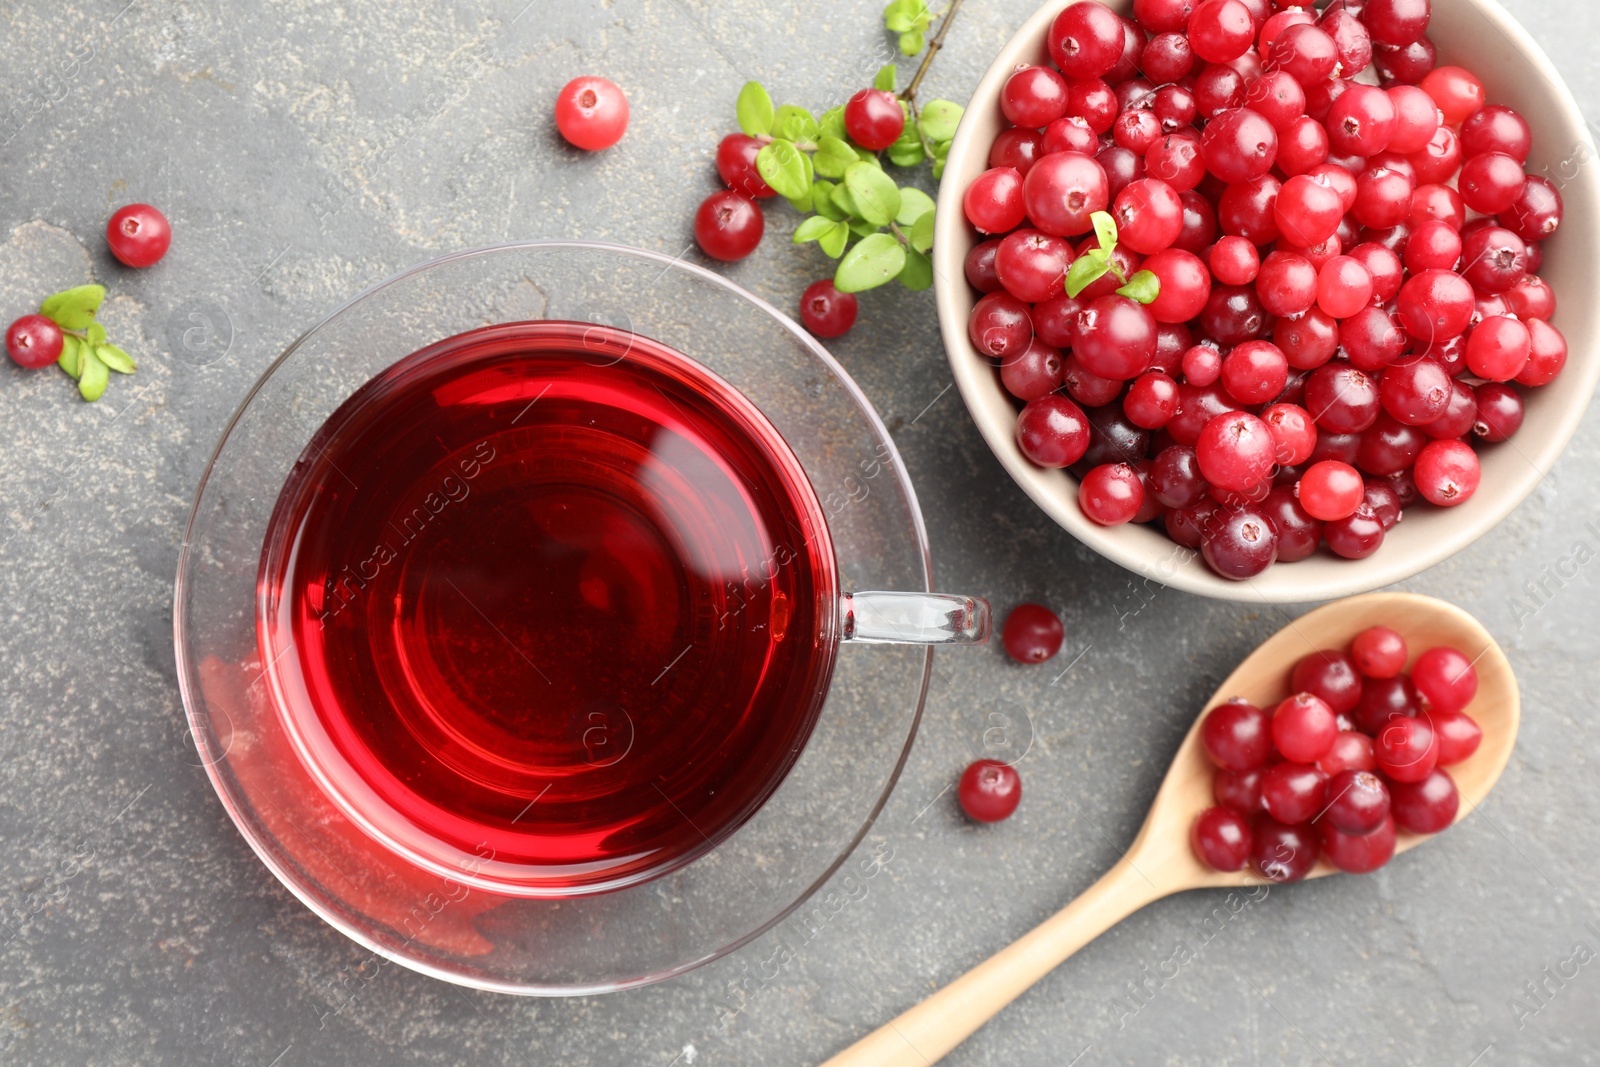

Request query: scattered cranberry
[
  {"left": 715, "top": 134, "right": 776, "bottom": 198},
  {"left": 798, "top": 280, "right": 857, "bottom": 338},
  {"left": 1411, "top": 645, "right": 1478, "bottom": 714},
  {"left": 1251, "top": 818, "right": 1318, "bottom": 882},
  {"left": 1002, "top": 603, "right": 1065, "bottom": 664},
  {"left": 958, "top": 759, "right": 1022, "bottom": 822},
  {"left": 6, "top": 314, "right": 64, "bottom": 369},
  {"left": 844, "top": 89, "right": 906, "bottom": 151},
  {"left": 554, "top": 76, "right": 629, "bottom": 151},
  {"left": 1319, "top": 814, "right": 1396, "bottom": 873},
  {"left": 105, "top": 203, "right": 172, "bottom": 268},
  {"left": 1271, "top": 692, "right": 1338, "bottom": 763},
  {"left": 694, "top": 191, "right": 763, "bottom": 261}
]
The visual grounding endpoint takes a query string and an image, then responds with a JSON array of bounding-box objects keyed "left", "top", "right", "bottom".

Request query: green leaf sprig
[
  {"left": 1063, "top": 211, "right": 1162, "bottom": 306},
  {"left": 39, "top": 285, "right": 137, "bottom": 401}
]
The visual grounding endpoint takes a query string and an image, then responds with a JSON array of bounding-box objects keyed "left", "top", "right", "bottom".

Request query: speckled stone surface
[{"left": 1, "top": 1, "right": 1597, "bottom": 1064}]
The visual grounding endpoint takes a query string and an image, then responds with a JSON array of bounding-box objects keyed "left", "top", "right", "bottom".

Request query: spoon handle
[{"left": 818, "top": 855, "right": 1169, "bottom": 1067}]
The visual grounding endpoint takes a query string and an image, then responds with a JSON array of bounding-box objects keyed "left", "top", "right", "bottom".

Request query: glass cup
[{"left": 176, "top": 242, "right": 988, "bottom": 993}]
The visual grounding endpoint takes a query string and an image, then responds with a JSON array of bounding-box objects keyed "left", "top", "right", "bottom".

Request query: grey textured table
[{"left": 2, "top": 1, "right": 1598, "bottom": 1064}]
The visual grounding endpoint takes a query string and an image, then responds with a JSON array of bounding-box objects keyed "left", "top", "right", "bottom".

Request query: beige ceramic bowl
[{"left": 934, "top": 0, "right": 1600, "bottom": 602}]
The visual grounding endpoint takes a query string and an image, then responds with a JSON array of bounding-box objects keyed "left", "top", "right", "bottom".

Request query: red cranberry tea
[
  {"left": 965, "top": 0, "right": 1567, "bottom": 580},
  {"left": 257, "top": 321, "right": 838, "bottom": 893}
]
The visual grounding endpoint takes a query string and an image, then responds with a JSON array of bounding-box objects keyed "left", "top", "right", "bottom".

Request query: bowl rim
[
  {"left": 933, "top": 0, "right": 1600, "bottom": 603},
  {"left": 172, "top": 239, "right": 938, "bottom": 994}
]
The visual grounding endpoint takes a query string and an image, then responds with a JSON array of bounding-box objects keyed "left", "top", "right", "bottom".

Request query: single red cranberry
[
  {"left": 1319, "top": 6, "right": 1374, "bottom": 72},
  {"left": 1188, "top": 0, "right": 1255, "bottom": 62},
  {"left": 798, "top": 280, "right": 857, "bottom": 339},
  {"left": 1460, "top": 104, "right": 1532, "bottom": 162},
  {"left": 715, "top": 133, "right": 776, "bottom": 198},
  {"left": 995, "top": 229, "right": 1075, "bottom": 303},
  {"left": 1420, "top": 64, "right": 1485, "bottom": 125},
  {"left": 1133, "top": 0, "right": 1197, "bottom": 34},
  {"left": 1192, "top": 807, "right": 1254, "bottom": 870},
  {"left": 693, "top": 191, "right": 763, "bottom": 261},
  {"left": 1432, "top": 710, "right": 1483, "bottom": 765},
  {"left": 1049, "top": 2, "right": 1128, "bottom": 79},
  {"left": 1413, "top": 439, "right": 1480, "bottom": 508},
  {"left": 1458, "top": 151, "right": 1526, "bottom": 215},
  {"left": 1142, "top": 31, "right": 1197, "bottom": 83},
  {"left": 965, "top": 239, "right": 1004, "bottom": 294},
  {"left": 958, "top": 759, "right": 1022, "bottom": 822},
  {"left": 1272, "top": 692, "right": 1339, "bottom": 762},
  {"left": 1262, "top": 761, "right": 1329, "bottom": 824},
  {"left": 1411, "top": 645, "right": 1478, "bottom": 714},
  {"left": 1471, "top": 382, "right": 1524, "bottom": 443},
  {"left": 1501, "top": 175, "right": 1562, "bottom": 243},
  {"left": 1075, "top": 294, "right": 1157, "bottom": 379},
  {"left": 1002, "top": 603, "right": 1065, "bottom": 663},
  {"left": 1079, "top": 462, "right": 1146, "bottom": 525},
  {"left": 1203, "top": 699, "right": 1274, "bottom": 771},
  {"left": 1292, "top": 650, "right": 1362, "bottom": 714},
  {"left": 967, "top": 292, "right": 1034, "bottom": 359},
  {"left": 1251, "top": 817, "right": 1319, "bottom": 882},
  {"left": 554, "top": 76, "right": 629, "bottom": 150},
  {"left": 1201, "top": 504, "right": 1279, "bottom": 579},
  {"left": 6, "top": 314, "right": 65, "bottom": 369},
  {"left": 1023, "top": 152, "right": 1110, "bottom": 236},
  {"left": 1201, "top": 107, "right": 1279, "bottom": 182},
  {"left": 1350, "top": 626, "right": 1407, "bottom": 678},
  {"left": 1516, "top": 318, "right": 1567, "bottom": 387},
  {"left": 844, "top": 88, "right": 905, "bottom": 150},
  {"left": 1297, "top": 460, "right": 1364, "bottom": 521},
  {"left": 1373, "top": 37, "right": 1437, "bottom": 86},
  {"left": 1374, "top": 714, "right": 1437, "bottom": 783},
  {"left": 1196, "top": 410, "right": 1275, "bottom": 491},
  {"left": 1352, "top": 674, "right": 1420, "bottom": 734},
  {"left": 1389, "top": 767, "right": 1459, "bottom": 833},
  {"left": 1002, "top": 339, "right": 1065, "bottom": 401},
  {"left": 1322, "top": 768, "right": 1390, "bottom": 834},
  {"left": 1214, "top": 766, "right": 1265, "bottom": 813},
  {"left": 1407, "top": 182, "right": 1463, "bottom": 229},
  {"left": 1002, "top": 65, "right": 1071, "bottom": 128},
  {"left": 1318, "top": 731, "right": 1377, "bottom": 776},
  {"left": 106, "top": 203, "right": 172, "bottom": 268},
  {"left": 989, "top": 126, "right": 1046, "bottom": 175},
  {"left": 1123, "top": 371, "right": 1181, "bottom": 430},
  {"left": 1318, "top": 813, "right": 1395, "bottom": 873},
  {"left": 1016, "top": 395, "right": 1091, "bottom": 468},
  {"left": 1465, "top": 316, "right": 1531, "bottom": 382},
  {"left": 964, "top": 167, "right": 1028, "bottom": 234},
  {"left": 1267, "top": 24, "right": 1339, "bottom": 87}
]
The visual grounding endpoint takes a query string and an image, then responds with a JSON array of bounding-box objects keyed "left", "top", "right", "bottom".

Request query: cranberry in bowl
[{"left": 934, "top": 0, "right": 1600, "bottom": 602}]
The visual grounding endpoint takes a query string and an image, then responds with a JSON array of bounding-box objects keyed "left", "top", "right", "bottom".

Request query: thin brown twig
[{"left": 898, "top": 0, "right": 965, "bottom": 107}]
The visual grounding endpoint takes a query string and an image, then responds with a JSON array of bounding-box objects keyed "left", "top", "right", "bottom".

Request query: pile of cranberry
[
  {"left": 1192, "top": 625, "right": 1482, "bottom": 880},
  {"left": 962, "top": 0, "right": 1566, "bottom": 580}
]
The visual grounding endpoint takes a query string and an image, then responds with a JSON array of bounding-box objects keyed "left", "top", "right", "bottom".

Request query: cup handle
[{"left": 839, "top": 592, "right": 992, "bottom": 645}]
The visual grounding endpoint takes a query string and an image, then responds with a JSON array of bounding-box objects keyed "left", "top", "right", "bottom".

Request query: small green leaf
[
  {"left": 909, "top": 209, "right": 936, "bottom": 253},
  {"left": 898, "top": 30, "right": 925, "bottom": 56},
  {"left": 898, "top": 248, "right": 933, "bottom": 290},
  {"left": 1065, "top": 252, "right": 1112, "bottom": 298},
  {"left": 1116, "top": 269, "right": 1162, "bottom": 305},
  {"left": 918, "top": 100, "right": 964, "bottom": 142},
  {"left": 854, "top": 144, "right": 883, "bottom": 166},
  {"left": 818, "top": 220, "right": 849, "bottom": 258},
  {"left": 832, "top": 182, "right": 860, "bottom": 219},
  {"left": 40, "top": 284, "right": 105, "bottom": 330},
  {"left": 931, "top": 155, "right": 946, "bottom": 179},
  {"left": 736, "top": 82, "right": 775, "bottom": 137},
  {"left": 896, "top": 187, "right": 935, "bottom": 226},
  {"left": 86, "top": 322, "right": 107, "bottom": 345},
  {"left": 58, "top": 334, "right": 83, "bottom": 379},
  {"left": 847, "top": 218, "right": 881, "bottom": 238},
  {"left": 843, "top": 161, "right": 902, "bottom": 227},
  {"left": 811, "top": 180, "right": 845, "bottom": 221},
  {"left": 793, "top": 216, "right": 835, "bottom": 245},
  {"left": 773, "top": 104, "right": 820, "bottom": 144},
  {"left": 887, "top": 142, "right": 925, "bottom": 166},
  {"left": 1091, "top": 210, "right": 1118, "bottom": 253},
  {"left": 786, "top": 178, "right": 814, "bottom": 213},
  {"left": 95, "top": 343, "right": 136, "bottom": 374},
  {"left": 813, "top": 134, "right": 859, "bottom": 180},
  {"left": 819, "top": 105, "right": 846, "bottom": 142},
  {"left": 756, "top": 139, "right": 811, "bottom": 200},
  {"left": 77, "top": 347, "right": 109, "bottom": 401},
  {"left": 883, "top": 0, "right": 920, "bottom": 32},
  {"left": 874, "top": 64, "right": 896, "bottom": 92},
  {"left": 835, "top": 232, "right": 906, "bottom": 293}
]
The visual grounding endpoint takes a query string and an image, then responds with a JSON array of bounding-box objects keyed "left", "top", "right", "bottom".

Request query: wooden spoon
[{"left": 820, "top": 592, "right": 1519, "bottom": 1067}]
